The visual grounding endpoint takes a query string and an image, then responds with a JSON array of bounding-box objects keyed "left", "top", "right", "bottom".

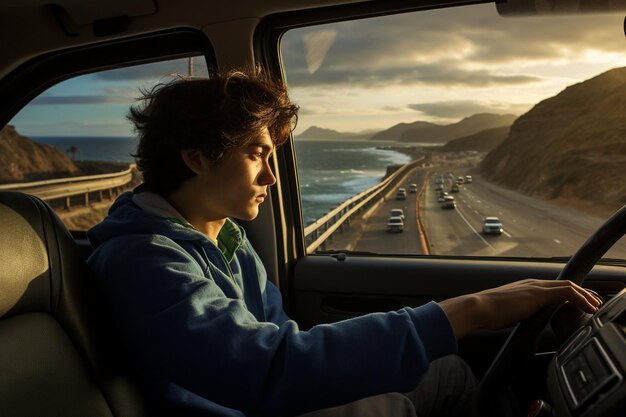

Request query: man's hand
[{"left": 439, "top": 279, "right": 603, "bottom": 340}]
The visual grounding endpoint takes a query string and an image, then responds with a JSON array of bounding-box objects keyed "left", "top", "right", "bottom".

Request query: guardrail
[
  {"left": 304, "top": 158, "right": 424, "bottom": 252},
  {"left": 0, "top": 164, "right": 136, "bottom": 207}
]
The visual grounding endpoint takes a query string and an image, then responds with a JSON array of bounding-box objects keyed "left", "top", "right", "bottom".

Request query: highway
[
  {"left": 424, "top": 172, "right": 626, "bottom": 259},
  {"left": 352, "top": 169, "right": 429, "bottom": 255},
  {"left": 350, "top": 168, "right": 626, "bottom": 260}
]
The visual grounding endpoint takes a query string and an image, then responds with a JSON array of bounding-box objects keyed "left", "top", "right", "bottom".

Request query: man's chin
[{"left": 235, "top": 207, "right": 260, "bottom": 221}]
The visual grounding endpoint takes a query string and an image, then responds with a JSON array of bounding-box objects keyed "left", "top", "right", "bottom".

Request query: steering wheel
[{"left": 475, "top": 204, "right": 626, "bottom": 416}]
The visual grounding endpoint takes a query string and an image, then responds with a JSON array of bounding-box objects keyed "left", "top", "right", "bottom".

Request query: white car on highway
[
  {"left": 482, "top": 217, "right": 503, "bottom": 235},
  {"left": 442, "top": 195, "right": 456, "bottom": 209},
  {"left": 396, "top": 188, "right": 407, "bottom": 200},
  {"left": 387, "top": 216, "right": 404, "bottom": 232},
  {"left": 390, "top": 208, "right": 405, "bottom": 220}
]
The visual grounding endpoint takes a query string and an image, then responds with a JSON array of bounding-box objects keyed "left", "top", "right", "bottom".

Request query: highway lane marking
[
  {"left": 458, "top": 192, "right": 511, "bottom": 238},
  {"left": 455, "top": 208, "right": 496, "bottom": 251}
]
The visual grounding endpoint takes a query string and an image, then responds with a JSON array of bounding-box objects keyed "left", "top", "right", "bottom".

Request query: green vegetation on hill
[{"left": 481, "top": 67, "right": 626, "bottom": 213}]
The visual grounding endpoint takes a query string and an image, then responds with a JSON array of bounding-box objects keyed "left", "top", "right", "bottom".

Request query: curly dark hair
[{"left": 129, "top": 68, "right": 299, "bottom": 195}]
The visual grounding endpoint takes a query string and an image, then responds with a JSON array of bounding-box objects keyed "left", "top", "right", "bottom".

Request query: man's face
[{"left": 198, "top": 126, "right": 277, "bottom": 221}]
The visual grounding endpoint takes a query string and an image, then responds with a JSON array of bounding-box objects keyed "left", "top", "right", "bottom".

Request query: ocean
[
  {"left": 294, "top": 139, "right": 410, "bottom": 224},
  {"left": 35, "top": 136, "right": 411, "bottom": 225}
]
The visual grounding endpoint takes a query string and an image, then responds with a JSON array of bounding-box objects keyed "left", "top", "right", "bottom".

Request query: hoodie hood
[{"left": 88, "top": 191, "right": 207, "bottom": 249}]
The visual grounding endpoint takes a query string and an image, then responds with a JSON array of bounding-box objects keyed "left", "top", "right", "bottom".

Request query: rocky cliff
[
  {"left": 481, "top": 67, "right": 626, "bottom": 212},
  {"left": 0, "top": 125, "right": 79, "bottom": 183}
]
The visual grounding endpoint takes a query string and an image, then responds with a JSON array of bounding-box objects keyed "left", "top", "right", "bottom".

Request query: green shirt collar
[{"left": 217, "top": 218, "right": 243, "bottom": 262}]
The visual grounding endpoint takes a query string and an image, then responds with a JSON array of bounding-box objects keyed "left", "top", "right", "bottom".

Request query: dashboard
[{"left": 548, "top": 289, "right": 626, "bottom": 417}]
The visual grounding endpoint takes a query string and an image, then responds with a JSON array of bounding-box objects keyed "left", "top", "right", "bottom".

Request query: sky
[
  {"left": 9, "top": 2, "right": 626, "bottom": 137},
  {"left": 282, "top": 3, "right": 626, "bottom": 134}
]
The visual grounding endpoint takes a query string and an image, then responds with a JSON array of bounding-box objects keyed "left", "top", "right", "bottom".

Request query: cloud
[
  {"left": 29, "top": 95, "right": 132, "bottom": 105},
  {"left": 281, "top": 4, "right": 626, "bottom": 88},
  {"left": 93, "top": 57, "right": 208, "bottom": 81},
  {"left": 408, "top": 100, "right": 531, "bottom": 118},
  {"left": 285, "top": 62, "right": 541, "bottom": 88},
  {"left": 19, "top": 120, "right": 133, "bottom": 137},
  {"left": 29, "top": 86, "right": 141, "bottom": 106},
  {"left": 408, "top": 101, "right": 493, "bottom": 118},
  {"left": 297, "top": 106, "right": 326, "bottom": 115}
]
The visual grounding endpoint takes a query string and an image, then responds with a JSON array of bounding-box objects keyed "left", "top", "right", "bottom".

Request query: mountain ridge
[{"left": 298, "top": 113, "right": 517, "bottom": 143}]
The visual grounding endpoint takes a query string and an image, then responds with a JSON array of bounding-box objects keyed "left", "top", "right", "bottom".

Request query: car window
[
  {"left": 2, "top": 56, "right": 209, "bottom": 231},
  {"left": 281, "top": 3, "right": 626, "bottom": 260}
]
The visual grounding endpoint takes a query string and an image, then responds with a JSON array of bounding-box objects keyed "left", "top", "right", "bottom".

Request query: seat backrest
[{"left": 0, "top": 191, "right": 148, "bottom": 417}]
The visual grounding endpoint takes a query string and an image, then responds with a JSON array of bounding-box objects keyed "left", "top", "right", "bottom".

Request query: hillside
[
  {"left": 0, "top": 125, "right": 79, "bottom": 183},
  {"left": 440, "top": 126, "right": 510, "bottom": 153},
  {"left": 481, "top": 67, "right": 626, "bottom": 212},
  {"left": 399, "top": 113, "right": 516, "bottom": 143},
  {"left": 370, "top": 121, "right": 439, "bottom": 141}
]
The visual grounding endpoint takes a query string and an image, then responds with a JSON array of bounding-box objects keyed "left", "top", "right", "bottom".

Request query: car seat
[{"left": 0, "top": 191, "right": 148, "bottom": 417}]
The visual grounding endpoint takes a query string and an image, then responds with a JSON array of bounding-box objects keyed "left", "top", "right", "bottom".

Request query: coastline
[{"left": 376, "top": 145, "right": 428, "bottom": 161}]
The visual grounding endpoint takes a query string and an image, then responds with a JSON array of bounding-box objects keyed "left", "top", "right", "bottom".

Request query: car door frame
[{"left": 254, "top": 0, "right": 626, "bottom": 375}]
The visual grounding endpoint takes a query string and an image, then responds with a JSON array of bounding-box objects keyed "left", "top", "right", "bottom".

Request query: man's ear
[{"left": 180, "top": 149, "right": 204, "bottom": 174}]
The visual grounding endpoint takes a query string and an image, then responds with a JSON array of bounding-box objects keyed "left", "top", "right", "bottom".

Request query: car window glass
[
  {"left": 3, "top": 56, "right": 208, "bottom": 231},
  {"left": 281, "top": 4, "right": 626, "bottom": 260}
]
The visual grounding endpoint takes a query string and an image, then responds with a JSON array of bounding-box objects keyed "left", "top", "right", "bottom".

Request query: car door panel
[
  {"left": 291, "top": 255, "right": 626, "bottom": 375},
  {"left": 292, "top": 256, "right": 626, "bottom": 329}
]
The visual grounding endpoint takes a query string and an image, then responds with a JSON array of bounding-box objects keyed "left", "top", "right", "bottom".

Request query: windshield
[{"left": 282, "top": 3, "right": 626, "bottom": 261}]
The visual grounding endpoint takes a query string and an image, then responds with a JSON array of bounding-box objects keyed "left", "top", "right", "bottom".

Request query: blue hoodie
[{"left": 87, "top": 191, "right": 457, "bottom": 417}]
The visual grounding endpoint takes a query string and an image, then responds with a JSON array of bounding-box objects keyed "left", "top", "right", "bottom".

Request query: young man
[{"left": 87, "top": 69, "right": 602, "bottom": 417}]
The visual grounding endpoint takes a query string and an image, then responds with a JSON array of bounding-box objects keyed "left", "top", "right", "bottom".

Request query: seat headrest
[{"left": 0, "top": 191, "right": 57, "bottom": 318}]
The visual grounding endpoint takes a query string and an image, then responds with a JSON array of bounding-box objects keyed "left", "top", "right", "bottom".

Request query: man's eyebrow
[{"left": 247, "top": 142, "right": 275, "bottom": 152}]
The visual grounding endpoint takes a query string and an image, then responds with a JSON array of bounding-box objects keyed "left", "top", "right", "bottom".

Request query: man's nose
[{"left": 259, "top": 160, "right": 276, "bottom": 186}]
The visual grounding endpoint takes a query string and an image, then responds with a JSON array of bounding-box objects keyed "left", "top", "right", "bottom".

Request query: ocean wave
[
  {"left": 302, "top": 193, "right": 353, "bottom": 203},
  {"left": 339, "top": 168, "right": 366, "bottom": 175}
]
